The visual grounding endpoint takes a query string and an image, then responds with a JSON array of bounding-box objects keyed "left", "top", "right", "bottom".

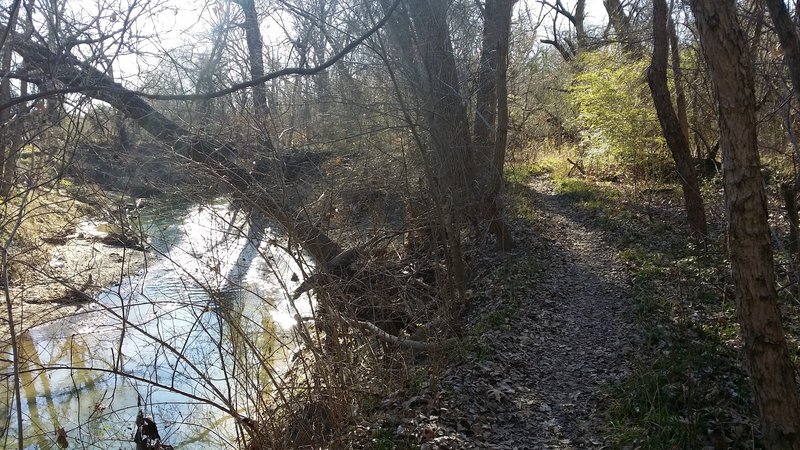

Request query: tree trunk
[
  {"left": 238, "top": 0, "right": 275, "bottom": 152},
  {"left": 395, "top": 0, "right": 476, "bottom": 315},
  {"left": 310, "top": 1, "right": 332, "bottom": 117},
  {"left": 405, "top": 0, "right": 474, "bottom": 212},
  {"left": 668, "top": 16, "right": 690, "bottom": 142},
  {"left": 766, "top": 0, "right": 800, "bottom": 103},
  {"left": 603, "top": 0, "right": 644, "bottom": 58},
  {"left": 474, "top": 0, "right": 516, "bottom": 250},
  {"left": 195, "top": 20, "right": 228, "bottom": 123},
  {"left": 4, "top": 25, "right": 343, "bottom": 265},
  {"left": 540, "top": 0, "right": 586, "bottom": 61},
  {"left": 782, "top": 182, "right": 799, "bottom": 266},
  {"left": 574, "top": 0, "right": 587, "bottom": 50},
  {"left": 0, "top": 5, "right": 19, "bottom": 199},
  {"left": 691, "top": 1, "right": 800, "bottom": 448},
  {"left": 647, "top": 0, "right": 708, "bottom": 240}
]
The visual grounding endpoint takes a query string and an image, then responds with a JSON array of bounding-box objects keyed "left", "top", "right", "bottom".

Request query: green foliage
[
  {"left": 503, "top": 162, "right": 538, "bottom": 184},
  {"left": 554, "top": 178, "right": 600, "bottom": 203},
  {"left": 571, "top": 49, "right": 669, "bottom": 177},
  {"left": 552, "top": 178, "right": 622, "bottom": 216},
  {"left": 607, "top": 328, "right": 754, "bottom": 449}
]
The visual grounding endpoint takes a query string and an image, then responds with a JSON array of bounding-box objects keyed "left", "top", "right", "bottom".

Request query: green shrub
[{"left": 571, "top": 49, "right": 671, "bottom": 178}]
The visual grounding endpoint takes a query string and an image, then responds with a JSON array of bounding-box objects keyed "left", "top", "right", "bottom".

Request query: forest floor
[
  {"left": 347, "top": 162, "right": 783, "bottom": 449},
  {"left": 413, "top": 175, "right": 637, "bottom": 449},
  {"left": 350, "top": 174, "right": 640, "bottom": 449}
]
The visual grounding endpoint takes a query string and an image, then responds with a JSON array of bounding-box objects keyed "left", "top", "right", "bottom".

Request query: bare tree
[
  {"left": 0, "top": 0, "right": 20, "bottom": 199},
  {"left": 194, "top": 5, "right": 233, "bottom": 124},
  {"left": 604, "top": 0, "right": 645, "bottom": 58},
  {"left": 474, "top": 0, "right": 517, "bottom": 250},
  {"left": 691, "top": 1, "right": 800, "bottom": 447},
  {"left": 668, "top": 11, "right": 689, "bottom": 142},
  {"left": 236, "top": 0, "right": 275, "bottom": 151},
  {"left": 0, "top": 25, "right": 352, "bottom": 265},
  {"left": 540, "top": 0, "right": 586, "bottom": 60}
]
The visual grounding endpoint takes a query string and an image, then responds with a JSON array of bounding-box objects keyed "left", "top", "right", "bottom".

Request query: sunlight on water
[{"left": 0, "top": 200, "right": 311, "bottom": 448}]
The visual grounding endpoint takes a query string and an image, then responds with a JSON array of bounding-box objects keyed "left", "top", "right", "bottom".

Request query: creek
[{"left": 0, "top": 200, "right": 310, "bottom": 448}]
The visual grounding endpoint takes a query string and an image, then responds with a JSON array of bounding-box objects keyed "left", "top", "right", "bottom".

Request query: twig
[
  {"left": 341, "top": 314, "right": 457, "bottom": 352},
  {"left": 1, "top": 187, "right": 32, "bottom": 449},
  {"left": 567, "top": 158, "right": 585, "bottom": 177}
]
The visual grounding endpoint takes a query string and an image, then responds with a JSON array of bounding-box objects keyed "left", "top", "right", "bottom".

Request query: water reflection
[{"left": 0, "top": 201, "right": 309, "bottom": 448}]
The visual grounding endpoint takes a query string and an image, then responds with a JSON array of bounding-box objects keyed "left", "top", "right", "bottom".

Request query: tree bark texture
[
  {"left": 691, "top": 1, "right": 800, "bottom": 448},
  {"left": 2, "top": 25, "right": 343, "bottom": 265},
  {"left": 405, "top": 0, "right": 474, "bottom": 214},
  {"left": 647, "top": 0, "right": 708, "bottom": 239},
  {"left": 474, "top": 0, "right": 516, "bottom": 250}
]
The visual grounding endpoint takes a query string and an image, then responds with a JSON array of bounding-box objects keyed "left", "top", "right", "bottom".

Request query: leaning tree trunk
[
  {"left": 647, "top": 0, "right": 708, "bottom": 240},
  {"left": 474, "top": 0, "right": 516, "bottom": 250},
  {"left": 2, "top": 24, "right": 343, "bottom": 266},
  {"left": 691, "top": 1, "right": 800, "bottom": 448}
]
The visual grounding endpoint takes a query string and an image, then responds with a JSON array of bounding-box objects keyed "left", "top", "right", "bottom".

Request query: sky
[
  {"left": 579, "top": 0, "right": 610, "bottom": 26},
  {"left": 13, "top": 0, "right": 612, "bottom": 90}
]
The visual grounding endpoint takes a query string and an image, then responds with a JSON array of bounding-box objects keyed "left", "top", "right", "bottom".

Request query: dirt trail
[{"left": 412, "top": 176, "right": 638, "bottom": 449}]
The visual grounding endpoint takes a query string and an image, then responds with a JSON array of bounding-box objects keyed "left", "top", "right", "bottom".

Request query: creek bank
[{"left": 2, "top": 219, "right": 148, "bottom": 339}]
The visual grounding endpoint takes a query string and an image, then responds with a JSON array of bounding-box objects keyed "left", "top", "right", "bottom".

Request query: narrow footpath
[{"left": 410, "top": 176, "right": 638, "bottom": 449}]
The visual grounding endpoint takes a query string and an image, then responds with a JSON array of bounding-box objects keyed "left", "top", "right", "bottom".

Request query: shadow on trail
[
  {"left": 415, "top": 176, "right": 638, "bottom": 449},
  {"left": 514, "top": 176, "right": 760, "bottom": 450}
]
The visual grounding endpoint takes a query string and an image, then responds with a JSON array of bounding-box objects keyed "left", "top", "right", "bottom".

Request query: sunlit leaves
[{"left": 571, "top": 49, "right": 668, "bottom": 176}]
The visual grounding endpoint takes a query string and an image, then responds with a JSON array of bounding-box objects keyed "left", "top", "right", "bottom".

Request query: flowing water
[{"left": 0, "top": 200, "right": 311, "bottom": 448}]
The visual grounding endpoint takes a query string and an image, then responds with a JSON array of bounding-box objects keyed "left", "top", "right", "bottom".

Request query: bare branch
[
  {"left": 342, "top": 314, "right": 457, "bottom": 352},
  {"left": 0, "top": 0, "right": 401, "bottom": 112}
]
